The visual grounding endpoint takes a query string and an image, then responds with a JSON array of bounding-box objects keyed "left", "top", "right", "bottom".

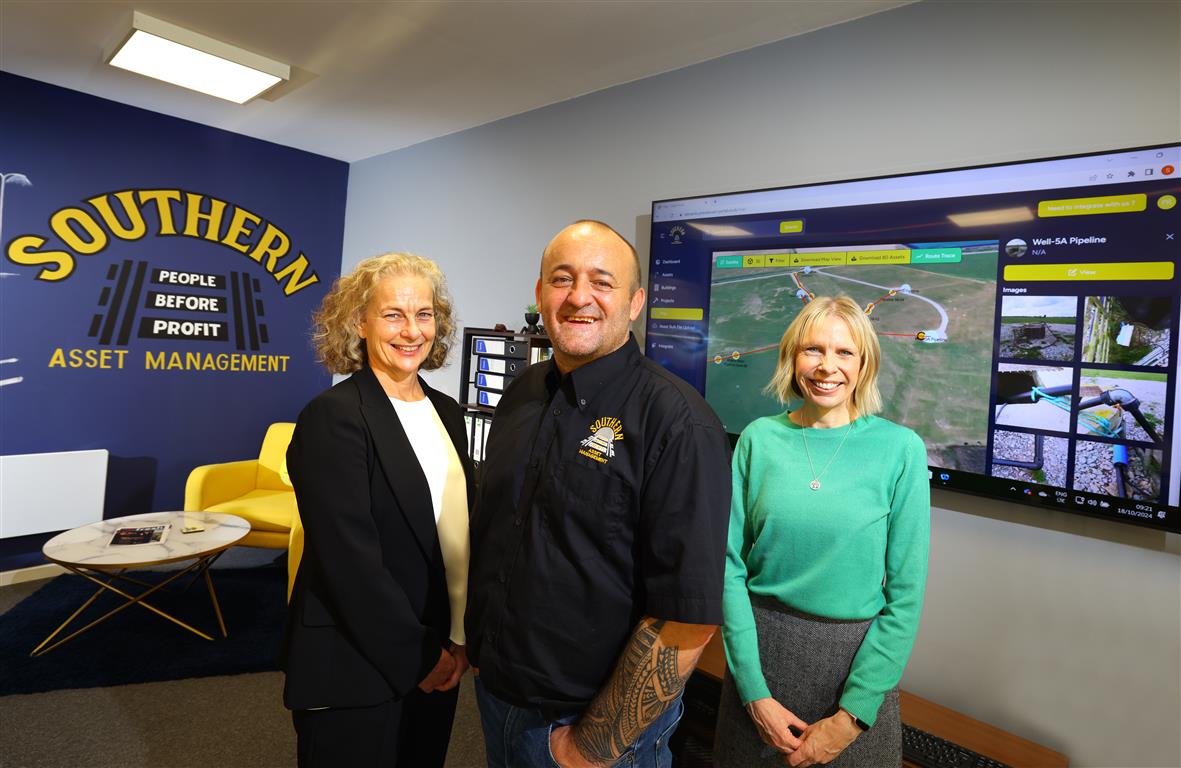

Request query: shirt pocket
[{"left": 544, "top": 459, "right": 632, "bottom": 560}]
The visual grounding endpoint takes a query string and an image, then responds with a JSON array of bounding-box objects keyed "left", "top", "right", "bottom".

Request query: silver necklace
[{"left": 800, "top": 421, "right": 854, "bottom": 491}]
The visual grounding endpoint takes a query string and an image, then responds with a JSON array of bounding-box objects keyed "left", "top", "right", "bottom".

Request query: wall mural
[{"left": 0, "top": 73, "right": 347, "bottom": 564}]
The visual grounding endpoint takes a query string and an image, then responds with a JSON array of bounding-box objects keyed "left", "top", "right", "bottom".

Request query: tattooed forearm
[{"left": 571, "top": 618, "right": 708, "bottom": 764}]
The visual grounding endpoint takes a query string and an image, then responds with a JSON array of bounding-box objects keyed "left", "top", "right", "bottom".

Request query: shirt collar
[{"left": 545, "top": 333, "right": 641, "bottom": 412}]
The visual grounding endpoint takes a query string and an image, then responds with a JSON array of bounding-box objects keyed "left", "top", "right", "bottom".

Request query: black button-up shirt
[{"left": 467, "top": 335, "right": 731, "bottom": 712}]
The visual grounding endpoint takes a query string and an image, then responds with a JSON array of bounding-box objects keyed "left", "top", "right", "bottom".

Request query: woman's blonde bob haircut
[
  {"left": 311, "top": 252, "right": 456, "bottom": 375},
  {"left": 765, "top": 295, "right": 882, "bottom": 419}
]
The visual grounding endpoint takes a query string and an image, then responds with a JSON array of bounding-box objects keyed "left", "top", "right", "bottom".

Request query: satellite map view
[{"left": 705, "top": 241, "right": 998, "bottom": 471}]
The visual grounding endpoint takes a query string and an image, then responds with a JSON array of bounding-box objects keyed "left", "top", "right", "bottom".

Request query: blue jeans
[{"left": 474, "top": 676, "right": 685, "bottom": 768}]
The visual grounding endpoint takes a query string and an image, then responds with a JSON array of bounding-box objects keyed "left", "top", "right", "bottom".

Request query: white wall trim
[{"left": 0, "top": 562, "right": 66, "bottom": 587}]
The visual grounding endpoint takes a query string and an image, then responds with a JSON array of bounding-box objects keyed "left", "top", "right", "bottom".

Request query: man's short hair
[{"left": 543, "top": 219, "right": 643, "bottom": 293}]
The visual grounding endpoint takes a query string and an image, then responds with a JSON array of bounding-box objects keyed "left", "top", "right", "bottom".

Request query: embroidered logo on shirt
[{"left": 579, "top": 417, "right": 624, "bottom": 464}]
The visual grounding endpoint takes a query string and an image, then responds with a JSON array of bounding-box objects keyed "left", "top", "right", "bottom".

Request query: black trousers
[{"left": 292, "top": 686, "right": 459, "bottom": 768}]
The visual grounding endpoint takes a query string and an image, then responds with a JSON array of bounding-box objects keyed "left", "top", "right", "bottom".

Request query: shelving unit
[{"left": 458, "top": 327, "right": 551, "bottom": 467}]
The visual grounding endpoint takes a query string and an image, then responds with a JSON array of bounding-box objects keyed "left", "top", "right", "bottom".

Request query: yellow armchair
[{"left": 184, "top": 422, "right": 298, "bottom": 550}]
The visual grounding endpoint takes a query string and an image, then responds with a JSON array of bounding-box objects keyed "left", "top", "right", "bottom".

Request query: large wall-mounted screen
[{"left": 647, "top": 144, "right": 1180, "bottom": 532}]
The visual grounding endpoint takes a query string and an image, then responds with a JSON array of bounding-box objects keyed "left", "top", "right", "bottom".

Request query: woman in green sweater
[{"left": 714, "top": 295, "right": 930, "bottom": 767}]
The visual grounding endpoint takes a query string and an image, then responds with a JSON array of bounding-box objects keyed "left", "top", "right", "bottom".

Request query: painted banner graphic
[{"left": 0, "top": 73, "right": 347, "bottom": 568}]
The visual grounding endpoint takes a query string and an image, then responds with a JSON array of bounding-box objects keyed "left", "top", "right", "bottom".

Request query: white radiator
[{"left": 0, "top": 449, "right": 109, "bottom": 538}]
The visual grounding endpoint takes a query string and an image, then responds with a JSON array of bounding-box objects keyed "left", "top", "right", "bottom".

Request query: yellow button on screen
[
  {"left": 779, "top": 220, "right": 804, "bottom": 233},
  {"left": 1038, "top": 194, "right": 1147, "bottom": 217},
  {"left": 789, "top": 251, "right": 847, "bottom": 266},
  {"left": 742, "top": 254, "right": 766, "bottom": 268},
  {"left": 1159, "top": 194, "right": 1177, "bottom": 210},
  {"left": 649, "top": 307, "right": 704, "bottom": 321},
  {"left": 848, "top": 249, "right": 911, "bottom": 265},
  {"left": 1003, "top": 262, "right": 1174, "bottom": 281}
]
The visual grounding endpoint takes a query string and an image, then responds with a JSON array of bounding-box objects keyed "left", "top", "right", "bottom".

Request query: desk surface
[
  {"left": 695, "top": 634, "right": 1068, "bottom": 767},
  {"left": 42, "top": 511, "right": 249, "bottom": 568},
  {"left": 899, "top": 690, "right": 1068, "bottom": 768}
]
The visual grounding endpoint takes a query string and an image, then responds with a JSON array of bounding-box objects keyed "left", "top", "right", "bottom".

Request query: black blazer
[{"left": 281, "top": 365, "right": 474, "bottom": 710}]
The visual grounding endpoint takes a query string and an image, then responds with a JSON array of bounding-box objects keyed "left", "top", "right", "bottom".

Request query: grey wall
[{"left": 343, "top": 1, "right": 1181, "bottom": 765}]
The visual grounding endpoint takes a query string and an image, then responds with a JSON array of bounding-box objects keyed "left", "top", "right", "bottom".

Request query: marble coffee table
[{"left": 33, "top": 511, "right": 251, "bottom": 656}]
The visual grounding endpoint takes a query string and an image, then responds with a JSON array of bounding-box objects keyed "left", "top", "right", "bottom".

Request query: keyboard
[{"left": 902, "top": 723, "right": 1012, "bottom": 768}]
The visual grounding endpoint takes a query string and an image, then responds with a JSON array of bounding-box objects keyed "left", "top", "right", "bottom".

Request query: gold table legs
[{"left": 30, "top": 552, "right": 229, "bottom": 656}]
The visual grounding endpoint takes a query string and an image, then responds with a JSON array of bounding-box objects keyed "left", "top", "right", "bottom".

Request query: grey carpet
[
  {"left": 0, "top": 550, "right": 488, "bottom": 768},
  {"left": 0, "top": 670, "right": 487, "bottom": 768}
]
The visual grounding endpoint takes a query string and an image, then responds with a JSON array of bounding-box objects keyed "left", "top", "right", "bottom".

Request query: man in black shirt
[{"left": 467, "top": 220, "right": 731, "bottom": 767}]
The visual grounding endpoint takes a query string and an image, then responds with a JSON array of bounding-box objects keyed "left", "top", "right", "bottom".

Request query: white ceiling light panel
[{"left": 108, "top": 12, "right": 289, "bottom": 104}]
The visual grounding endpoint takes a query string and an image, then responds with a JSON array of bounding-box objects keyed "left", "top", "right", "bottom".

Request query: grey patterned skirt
[{"left": 713, "top": 596, "right": 900, "bottom": 768}]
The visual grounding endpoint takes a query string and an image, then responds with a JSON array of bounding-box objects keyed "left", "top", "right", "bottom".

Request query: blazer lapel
[{"left": 354, "top": 366, "right": 439, "bottom": 562}]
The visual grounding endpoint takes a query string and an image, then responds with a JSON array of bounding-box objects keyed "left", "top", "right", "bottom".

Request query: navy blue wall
[{"left": 0, "top": 73, "right": 346, "bottom": 569}]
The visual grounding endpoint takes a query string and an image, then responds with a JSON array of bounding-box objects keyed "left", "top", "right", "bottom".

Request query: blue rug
[{"left": 0, "top": 565, "right": 286, "bottom": 696}]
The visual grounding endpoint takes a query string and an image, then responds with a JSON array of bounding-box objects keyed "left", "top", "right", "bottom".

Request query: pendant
[{"left": 809, "top": 479, "right": 821, "bottom": 491}]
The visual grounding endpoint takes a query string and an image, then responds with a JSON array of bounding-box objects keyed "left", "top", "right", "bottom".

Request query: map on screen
[{"left": 705, "top": 240, "right": 998, "bottom": 471}]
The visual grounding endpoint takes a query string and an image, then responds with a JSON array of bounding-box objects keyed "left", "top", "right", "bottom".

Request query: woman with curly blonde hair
[
  {"left": 282, "top": 252, "right": 473, "bottom": 768},
  {"left": 311, "top": 252, "right": 456, "bottom": 375}
]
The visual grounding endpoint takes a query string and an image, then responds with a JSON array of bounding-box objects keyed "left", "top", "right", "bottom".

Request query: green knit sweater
[{"left": 721, "top": 412, "right": 930, "bottom": 726}]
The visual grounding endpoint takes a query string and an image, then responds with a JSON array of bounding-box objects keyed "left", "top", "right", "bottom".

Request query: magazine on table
[{"left": 108, "top": 523, "right": 171, "bottom": 546}]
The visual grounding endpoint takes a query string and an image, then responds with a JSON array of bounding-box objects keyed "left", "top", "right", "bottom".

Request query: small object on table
[{"left": 108, "top": 524, "right": 170, "bottom": 546}]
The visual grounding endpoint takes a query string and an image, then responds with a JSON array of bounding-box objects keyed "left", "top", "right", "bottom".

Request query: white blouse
[{"left": 389, "top": 396, "right": 470, "bottom": 645}]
